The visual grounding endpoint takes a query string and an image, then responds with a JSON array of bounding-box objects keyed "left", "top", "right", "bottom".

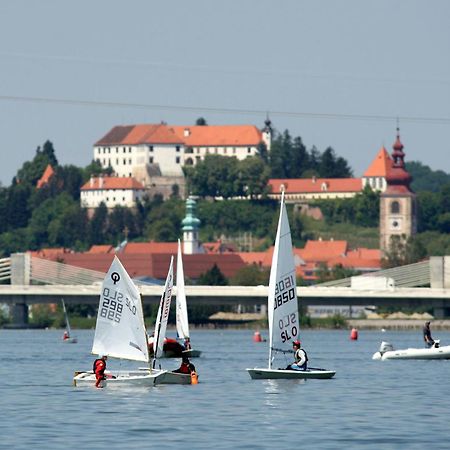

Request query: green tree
[
  {"left": 235, "top": 157, "right": 270, "bottom": 199},
  {"left": 229, "top": 264, "right": 270, "bottom": 286},
  {"left": 197, "top": 263, "right": 228, "bottom": 285},
  {"left": 88, "top": 202, "right": 108, "bottom": 245}
]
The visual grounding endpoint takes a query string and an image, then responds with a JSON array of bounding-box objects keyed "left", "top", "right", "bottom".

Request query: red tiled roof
[
  {"left": 81, "top": 176, "right": 144, "bottom": 191},
  {"left": 87, "top": 245, "right": 114, "bottom": 254},
  {"left": 203, "top": 240, "right": 237, "bottom": 254},
  {"left": 95, "top": 124, "right": 184, "bottom": 146},
  {"left": 300, "top": 240, "right": 348, "bottom": 262},
  {"left": 171, "top": 125, "right": 262, "bottom": 147},
  {"left": 269, "top": 178, "right": 362, "bottom": 194},
  {"left": 363, "top": 146, "right": 393, "bottom": 177},
  {"left": 121, "top": 242, "right": 178, "bottom": 254},
  {"left": 36, "top": 164, "right": 55, "bottom": 189}
]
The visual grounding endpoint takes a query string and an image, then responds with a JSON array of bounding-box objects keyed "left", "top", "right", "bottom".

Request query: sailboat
[
  {"left": 73, "top": 256, "right": 190, "bottom": 387},
  {"left": 246, "top": 192, "right": 335, "bottom": 380},
  {"left": 176, "top": 239, "right": 201, "bottom": 358},
  {"left": 61, "top": 298, "right": 77, "bottom": 343}
]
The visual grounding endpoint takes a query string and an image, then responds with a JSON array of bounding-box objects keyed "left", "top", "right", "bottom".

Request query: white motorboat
[
  {"left": 246, "top": 192, "right": 335, "bottom": 380},
  {"left": 372, "top": 340, "right": 450, "bottom": 360},
  {"left": 74, "top": 256, "right": 193, "bottom": 387}
]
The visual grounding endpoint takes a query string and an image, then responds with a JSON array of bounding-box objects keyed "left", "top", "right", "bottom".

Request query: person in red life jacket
[
  {"left": 63, "top": 330, "right": 70, "bottom": 340},
  {"left": 93, "top": 355, "right": 108, "bottom": 388},
  {"left": 286, "top": 340, "right": 308, "bottom": 371},
  {"left": 173, "top": 355, "right": 196, "bottom": 375}
]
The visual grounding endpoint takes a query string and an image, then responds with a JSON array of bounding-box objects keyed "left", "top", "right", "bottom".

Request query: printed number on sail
[{"left": 274, "top": 275, "right": 295, "bottom": 310}]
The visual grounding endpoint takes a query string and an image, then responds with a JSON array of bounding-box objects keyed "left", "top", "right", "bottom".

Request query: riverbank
[{"left": 347, "top": 319, "right": 450, "bottom": 330}]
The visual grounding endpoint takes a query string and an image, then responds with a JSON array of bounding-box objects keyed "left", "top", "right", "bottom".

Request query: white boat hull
[
  {"left": 372, "top": 344, "right": 450, "bottom": 360},
  {"left": 73, "top": 369, "right": 191, "bottom": 387},
  {"left": 246, "top": 367, "right": 336, "bottom": 380}
]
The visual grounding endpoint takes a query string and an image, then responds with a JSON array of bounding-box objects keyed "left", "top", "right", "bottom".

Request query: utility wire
[{"left": 0, "top": 94, "right": 449, "bottom": 125}]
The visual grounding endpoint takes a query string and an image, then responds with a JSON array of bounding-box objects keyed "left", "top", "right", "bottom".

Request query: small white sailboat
[
  {"left": 74, "top": 256, "right": 188, "bottom": 387},
  {"left": 176, "top": 239, "right": 201, "bottom": 358},
  {"left": 372, "top": 340, "right": 450, "bottom": 360},
  {"left": 61, "top": 298, "right": 77, "bottom": 343},
  {"left": 246, "top": 192, "right": 335, "bottom": 380}
]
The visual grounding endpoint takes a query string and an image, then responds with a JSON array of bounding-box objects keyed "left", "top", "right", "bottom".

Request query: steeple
[
  {"left": 182, "top": 196, "right": 203, "bottom": 254},
  {"left": 261, "top": 114, "right": 272, "bottom": 151},
  {"left": 385, "top": 127, "right": 412, "bottom": 193}
]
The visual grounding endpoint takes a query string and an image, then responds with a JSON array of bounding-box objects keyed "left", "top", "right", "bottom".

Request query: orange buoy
[
  {"left": 253, "top": 331, "right": 263, "bottom": 342},
  {"left": 350, "top": 328, "right": 358, "bottom": 340},
  {"left": 191, "top": 371, "right": 199, "bottom": 385}
]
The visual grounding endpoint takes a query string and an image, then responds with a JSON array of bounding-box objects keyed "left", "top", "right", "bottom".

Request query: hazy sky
[{"left": 0, "top": 0, "right": 449, "bottom": 185}]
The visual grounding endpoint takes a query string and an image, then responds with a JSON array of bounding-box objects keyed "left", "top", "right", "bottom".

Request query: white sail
[
  {"left": 153, "top": 256, "right": 174, "bottom": 360},
  {"left": 61, "top": 298, "right": 72, "bottom": 336},
  {"left": 268, "top": 191, "right": 300, "bottom": 369},
  {"left": 176, "top": 239, "right": 189, "bottom": 340},
  {"left": 92, "top": 256, "right": 149, "bottom": 363}
]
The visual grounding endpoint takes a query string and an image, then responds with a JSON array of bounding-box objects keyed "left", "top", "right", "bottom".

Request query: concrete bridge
[{"left": 1, "top": 254, "right": 450, "bottom": 325}]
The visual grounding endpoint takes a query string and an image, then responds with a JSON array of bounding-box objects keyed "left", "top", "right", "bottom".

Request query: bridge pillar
[
  {"left": 10, "top": 300, "right": 29, "bottom": 328},
  {"left": 9, "top": 253, "right": 31, "bottom": 327},
  {"left": 430, "top": 256, "right": 450, "bottom": 289}
]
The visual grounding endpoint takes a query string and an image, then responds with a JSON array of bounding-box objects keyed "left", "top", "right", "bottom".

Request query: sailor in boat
[
  {"left": 286, "top": 340, "right": 308, "bottom": 371},
  {"left": 63, "top": 330, "right": 70, "bottom": 341},
  {"left": 93, "top": 355, "right": 108, "bottom": 388},
  {"left": 173, "top": 355, "right": 196, "bottom": 375},
  {"left": 423, "top": 321, "right": 436, "bottom": 348},
  {"left": 183, "top": 337, "right": 192, "bottom": 351}
]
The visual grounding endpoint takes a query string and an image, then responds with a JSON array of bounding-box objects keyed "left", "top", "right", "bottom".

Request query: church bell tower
[{"left": 380, "top": 128, "right": 417, "bottom": 255}]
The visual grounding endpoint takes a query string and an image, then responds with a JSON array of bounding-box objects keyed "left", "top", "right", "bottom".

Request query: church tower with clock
[{"left": 380, "top": 128, "right": 417, "bottom": 255}]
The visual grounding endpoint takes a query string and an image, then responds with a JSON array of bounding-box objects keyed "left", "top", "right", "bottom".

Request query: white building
[
  {"left": 93, "top": 121, "right": 272, "bottom": 190},
  {"left": 80, "top": 176, "right": 145, "bottom": 210}
]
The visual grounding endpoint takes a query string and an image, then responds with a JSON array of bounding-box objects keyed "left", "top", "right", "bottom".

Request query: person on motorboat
[
  {"left": 423, "top": 321, "right": 435, "bottom": 348},
  {"left": 286, "top": 340, "right": 308, "bottom": 371},
  {"left": 173, "top": 355, "right": 196, "bottom": 375},
  {"left": 93, "top": 355, "right": 108, "bottom": 388}
]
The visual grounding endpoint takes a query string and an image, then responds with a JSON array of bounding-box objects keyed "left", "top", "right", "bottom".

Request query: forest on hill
[{"left": 1, "top": 130, "right": 450, "bottom": 264}]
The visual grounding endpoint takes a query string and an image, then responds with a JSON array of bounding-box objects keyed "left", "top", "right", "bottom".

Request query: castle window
[
  {"left": 176, "top": 146, "right": 180, "bottom": 152},
  {"left": 149, "top": 157, "right": 154, "bottom": 163},
  {"left": 391, "top": 201, "right": 400, "bottom": 214},
  {"left": 176, "top": 156, "right": 180, "bottom": 164},
  {"left": 149, "top": 146, "right": 154, "bottom": 152}
]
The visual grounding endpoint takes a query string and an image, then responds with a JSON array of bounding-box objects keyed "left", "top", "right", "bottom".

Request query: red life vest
[{"left": 93, "top": 359, "right": 106, "bottom": 374}]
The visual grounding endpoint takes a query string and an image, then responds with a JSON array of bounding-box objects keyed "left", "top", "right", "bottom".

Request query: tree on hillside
[
  {"left": 229, "top": 264, "right": 270, "bottom": 286},
  {"left": 407, "top": 161, "right": 450, "bottom": 193},
  {"left": 16, "top": 140, "right": 58, "bottom": 186},
  {"left": 88, "top": 202, "right": 108, "bottom": 245},
  {"left": 235, "top": 157, "right": 270, "bottom": 199},
  {"left": 381, "top": 235, "right": 427, "bottom": 269}
]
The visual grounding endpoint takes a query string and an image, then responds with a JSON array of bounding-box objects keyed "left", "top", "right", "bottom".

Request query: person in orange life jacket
[
  {"left": 286, "top": 340, "right": 308, "bottom": 370},
  {"left": 173, "top": 355, "right": 196, "bottom": 375},
  {"left": 93, "top": 355, "right": 107, "bottom": 388}
]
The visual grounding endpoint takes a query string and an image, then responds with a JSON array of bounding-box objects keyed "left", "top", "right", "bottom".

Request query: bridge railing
[{"left": 0, "top": 257, "right": 11, "bottom": 282}]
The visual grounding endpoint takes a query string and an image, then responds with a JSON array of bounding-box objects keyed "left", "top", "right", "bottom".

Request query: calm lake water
[{"left": 1, "top": 328, "right": 450, "bottom": 449}]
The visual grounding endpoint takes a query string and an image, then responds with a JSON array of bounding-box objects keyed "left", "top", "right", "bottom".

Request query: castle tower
[
  {"left": 182, "top": 196, "right": 204, "bottom": 255},
  {"left": 379, "top": 128, "right": 417, "bottom": 254}
]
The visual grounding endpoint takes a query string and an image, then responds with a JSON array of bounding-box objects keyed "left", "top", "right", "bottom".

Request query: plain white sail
[
  {"left": 61, "top": 298, "right": 72, "bottom": 336},
  {"left": 176, "top": 239, "right": 189, "bottom": 340},
  {"left": 153, "top": 256, "right": 174, "bottom": 361},
  {"left": 268, "top": 191, "right": 300, "bottom": 369},
  {"left": 92, "top": 256, "right": 149, "bottom": 363}
]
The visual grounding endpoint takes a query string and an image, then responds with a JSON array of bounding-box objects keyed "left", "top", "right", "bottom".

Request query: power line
[{"left": 0, "top": 94, "right": 449, "bottom": 125}]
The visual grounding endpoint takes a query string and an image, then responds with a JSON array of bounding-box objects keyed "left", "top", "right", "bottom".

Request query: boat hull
[
  {"left": 73, "top": 369, "right": 191, "bottom": 387},
  {"left": 63, "top": 338, "right": 78, "bottom": 344},
  {"left": 373, "top": 345, "right": 450, "bottom": 360},
  {"left": 246, "top": 367, "right": 336, "bottom": 380},
  {"left": 182, "top": 349, "right": 201, "bottom": 358}
]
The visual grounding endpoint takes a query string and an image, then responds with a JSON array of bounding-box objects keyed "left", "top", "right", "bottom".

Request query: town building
[
  {"left": 80, "top": 175, "right": 145, "bottom": 210},
  {"left": 92, "top": 121, "right": 271, "bottom": 199},
  {"left": 36, "top": 164, "right": 55, "bottom": 189}
]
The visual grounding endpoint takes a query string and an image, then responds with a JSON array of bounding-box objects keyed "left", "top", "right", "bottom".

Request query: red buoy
[
  {"left": 253, "top": 331, "right": 263, "bottom": 342},
  {"left": 350, "top": 328, "right": 358, "bottom": 340}
]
